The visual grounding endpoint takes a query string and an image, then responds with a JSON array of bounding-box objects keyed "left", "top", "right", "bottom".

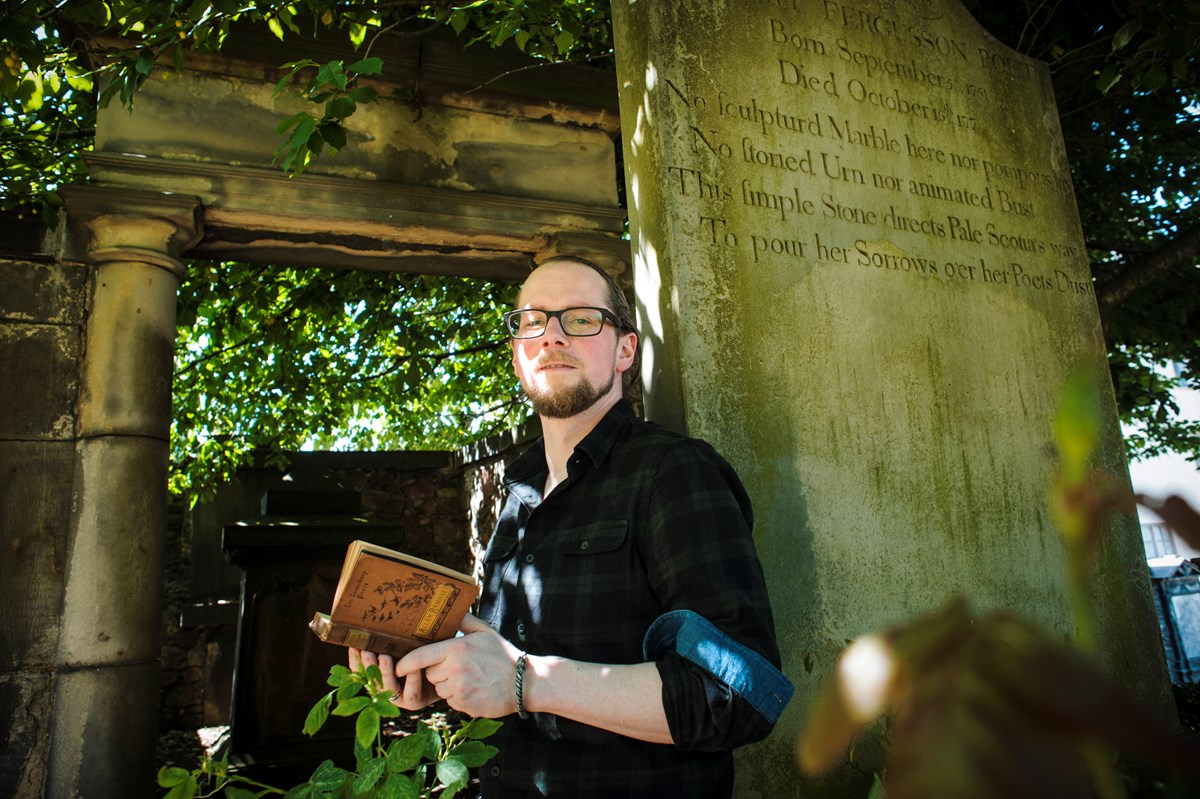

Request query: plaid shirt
[{"left": 477, "top": 401, "right": 785, "bottom": 798}]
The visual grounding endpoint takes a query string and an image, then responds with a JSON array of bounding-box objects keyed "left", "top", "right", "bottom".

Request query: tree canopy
[{"left": 1, "top": 0, "right": 1196, "bottom": 500}]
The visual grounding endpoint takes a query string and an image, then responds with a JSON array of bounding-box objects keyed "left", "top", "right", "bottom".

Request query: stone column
[{"left": 49, "top": 188, "right": 201, "bottom": 799}]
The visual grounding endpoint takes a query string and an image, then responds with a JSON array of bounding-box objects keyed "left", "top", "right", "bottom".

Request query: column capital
[{"left": 59, "top": 186, "right": 203, "bottom": 277}]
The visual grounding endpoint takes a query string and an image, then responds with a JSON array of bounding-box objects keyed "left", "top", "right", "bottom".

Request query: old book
[{"left": 309, "top": 540, "right": 479, "bottom": 658}]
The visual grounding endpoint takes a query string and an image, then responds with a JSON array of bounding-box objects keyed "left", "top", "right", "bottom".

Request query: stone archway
[{"left": 1, "top": 24, "right": 628, "bottom": 798}]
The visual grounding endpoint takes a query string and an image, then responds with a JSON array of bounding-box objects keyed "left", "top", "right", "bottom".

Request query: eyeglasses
[{"left": 502, "top": 307, "right": 621, "bottom": 339}]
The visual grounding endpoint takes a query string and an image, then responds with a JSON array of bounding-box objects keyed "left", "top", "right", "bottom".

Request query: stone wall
[{"left": 0, "top": 228, "right": 87, "bottom": 797}]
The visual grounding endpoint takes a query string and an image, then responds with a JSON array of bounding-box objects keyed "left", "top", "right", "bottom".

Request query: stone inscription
[{"left": 659, "top": 1, "right": 1090, "bottom": 297}]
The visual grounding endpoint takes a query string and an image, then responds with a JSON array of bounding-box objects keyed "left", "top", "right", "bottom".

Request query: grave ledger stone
[{"left": 612, "top": 0, "right": 1174, "bottom": 794}]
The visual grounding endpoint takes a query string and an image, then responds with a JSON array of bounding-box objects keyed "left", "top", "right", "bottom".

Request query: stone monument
[{"left": 612, "top": 0, "right": 1174, "bottom": 794}]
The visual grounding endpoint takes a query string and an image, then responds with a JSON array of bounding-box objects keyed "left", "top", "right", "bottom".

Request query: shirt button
[
  {"left": 579, "top": 540, "right": 589, "bottom": 551},
  {"left": 517, "top": 622, "right": 527, "bottom": 637},
  {"left": 524, "top": 553, "right": 535, "bottom": 564},
  {"left": 489, "top": 766, "right": 501, "bottom": 777}
]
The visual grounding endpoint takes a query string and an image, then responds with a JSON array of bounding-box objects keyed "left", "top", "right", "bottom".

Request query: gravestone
[{"left": 612, "top": 0, "right": 1174, "bottom": 794}]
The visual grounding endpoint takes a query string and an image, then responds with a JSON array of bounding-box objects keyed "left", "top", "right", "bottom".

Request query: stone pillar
[{"left": 49, "top": 188, "right": 201, "bottom": 799}]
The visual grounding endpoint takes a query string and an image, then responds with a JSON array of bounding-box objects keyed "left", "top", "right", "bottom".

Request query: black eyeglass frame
[{"left": 502, "top": 306, "right": 623, "bottom": 339}]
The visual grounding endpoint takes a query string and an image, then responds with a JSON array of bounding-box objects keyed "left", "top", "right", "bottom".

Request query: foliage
[
  {"left": 959, "top": 0, "right": 1200, "bottom": 463},
  {"left": 171, "top": 261, "right": 525, "bottom": 501},
  {"left": 157, "top": 663, "right": 501, "bottom": 799},
  {"left": 3, "top": 0, "right": 1198, "bottom": 490},
  {"left": 272, "top": 55, "right": 384, "bottom": 175},
  {"left": 797, "top": 372, "right": 1200, "bottom": 798}
]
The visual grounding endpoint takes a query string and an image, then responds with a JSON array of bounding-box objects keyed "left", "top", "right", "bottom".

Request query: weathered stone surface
[
  {"left": 47, "top": 661, "right": 161, "bottom": 799},
  {"left": 0, "top": 672, "right": 53, "bottom": 799},
  {"left": 0, "top": 323, "right": 79, "bottom": 440},
  {"left": 95, "top": 69, "right": 618, "bottom": 208},
  {"left": 0, "top": 441, "right": 72, "bottom": 671},
  {"left": 58, "top": 435, "right": 167, "bottom": 666},
  {"left": 76, "top": 259, "right": 180, "bottom": 439},
  {"left": 613, "top": 1, "right": 1171, "bottom": 794},
  {"left": 0, "top": 259, "right": 87, "bottom": 324}
]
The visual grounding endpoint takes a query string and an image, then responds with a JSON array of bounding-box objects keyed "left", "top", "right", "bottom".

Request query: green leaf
[
  {"left": 460, "top": 717, "right": 503, "bottom": 739},
  {"left": 386, "top": 734, "right": 428, "bottom": 773},
  {"left": 303, "top": 690, "right": 334, "bottom": 735},
  {"left": 157, "top": 766, "right": 191, "bottom": 787},
  {"left": 446, "top": 740, "right": 498, "bottom": 768},
  {"left": 378, "top": 773, "right": 420, "bottom": 799},
  {"left": 348, "top": 86, "right": 378, "bottom": 104},
  {"left": 553, "top": 30, "right": 575, "bottom": 55},
  {"left": 309, "top": 759, "right": 349, "bottom": 791},
  {"left": 135, "top": 48, "right": 156, "bottom": 76},
  {"left": 273, "top": 59, "right": 318, "bottom": 97},
  {"left": 352, "top": 756, "right": 387, "bottom": 795},
  {"left": 356, "top": 706, "right": 381, "bottom": 750},
  {"left": 164, "top": 775, "right": 198, "bottom": 799},
  {"left": 332, "top": 695, "right": 371, "bottom": 716},
  {"left": 434, "top": 759, "right": 470, "bottom": 798},
  {"left": 348, "top": 57, "right": 383, "bottom": 76},
  {"left": 276, "top": 111, "right": 309, "bottom": 136},
  {"left": 514, "top": 30, "right": 531, "bottom": 52},
  {"left": 326, "top": 97, "right": 356, "bottom": 121},
  {"left": 267, "top": 16, "right": 285, "bottom": 41},
  {"left": 328, "top": 664, "right": 352, "bottom": 686},
  {"left": 224, "top": 787, "right": 257, "bottom": 799},
  {"left": 1110, "top": 19, "right": 1142, "bottom": 52}
]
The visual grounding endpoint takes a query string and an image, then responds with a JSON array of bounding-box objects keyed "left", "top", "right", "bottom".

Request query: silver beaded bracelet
[{"left": 515, "top": 653, "right": 530, "bottom": 719}]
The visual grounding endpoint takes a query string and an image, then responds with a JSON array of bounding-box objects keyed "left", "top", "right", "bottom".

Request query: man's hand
[
  {"left": 394, "top": 613, "right": 523, "bottom": 718},
  {"left": 348, "top": 647, "right": 438, "bottom": 709}
]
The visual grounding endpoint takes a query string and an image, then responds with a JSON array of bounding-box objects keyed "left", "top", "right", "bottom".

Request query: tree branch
[{"left": 1096, "top": 220, "right": 1200, "bottom": 322}]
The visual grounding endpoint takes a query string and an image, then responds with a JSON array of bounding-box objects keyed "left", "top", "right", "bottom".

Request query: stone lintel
[
  {"left": 84, "top": 153, "right": 627, "bottom": 278},
  {"left": 92, "top": 23, "right": 620, "bottom": 135},
  {"left": 536, "top": 233, "right": 634, "bottom": 288},
  {"left": 59, "top": 185, "right": 203, "bottom": 277}
]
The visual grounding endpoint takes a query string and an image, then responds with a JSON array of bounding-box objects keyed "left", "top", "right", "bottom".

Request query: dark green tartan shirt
[{"left": 476, "top": 401, "right": 785, "bottom": 799}]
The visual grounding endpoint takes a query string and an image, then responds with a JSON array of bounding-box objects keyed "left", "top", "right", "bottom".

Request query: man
[{"left": 352, "top": 256, "right": 791, "bottom": 797}]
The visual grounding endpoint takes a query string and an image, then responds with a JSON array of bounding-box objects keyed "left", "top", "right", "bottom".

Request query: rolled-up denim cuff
[{"left": 643, "top": 609, "right": 793, "bottom": 724}]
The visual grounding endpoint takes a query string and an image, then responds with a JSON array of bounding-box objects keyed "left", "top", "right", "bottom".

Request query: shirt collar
[{"left": 506, "top": 399, "right": 635, "bottom": 487}]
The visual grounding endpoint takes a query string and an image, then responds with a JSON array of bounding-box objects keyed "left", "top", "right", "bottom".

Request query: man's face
[{"left": 510, "top": 261, "right": 635, "bottom": 419}]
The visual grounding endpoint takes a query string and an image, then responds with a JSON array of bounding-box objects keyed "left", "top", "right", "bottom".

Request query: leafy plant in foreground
[{"left": 157, "top": 663, "right": 500, "bottom": 799}]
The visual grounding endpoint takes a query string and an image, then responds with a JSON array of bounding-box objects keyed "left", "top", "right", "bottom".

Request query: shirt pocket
[
  {"left": 480, "top": 533, "right": 519, "bottom": 628},
  {"left": 541, "top": 520, "right": 633, "bottom": 649}
]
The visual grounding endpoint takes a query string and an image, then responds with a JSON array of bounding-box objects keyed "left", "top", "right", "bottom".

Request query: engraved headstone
[{"left": 612, "top": 0, "right": 1172, "bottom": 792}]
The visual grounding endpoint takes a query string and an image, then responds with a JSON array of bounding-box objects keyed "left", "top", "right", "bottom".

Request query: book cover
[{"left": 310, "top": 540, "right": 479, "bottom": 657}]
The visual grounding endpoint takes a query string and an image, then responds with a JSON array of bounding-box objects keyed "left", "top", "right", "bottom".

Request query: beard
[{"left": 525, "top": 372, "right": 615, "bottom": 419}]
